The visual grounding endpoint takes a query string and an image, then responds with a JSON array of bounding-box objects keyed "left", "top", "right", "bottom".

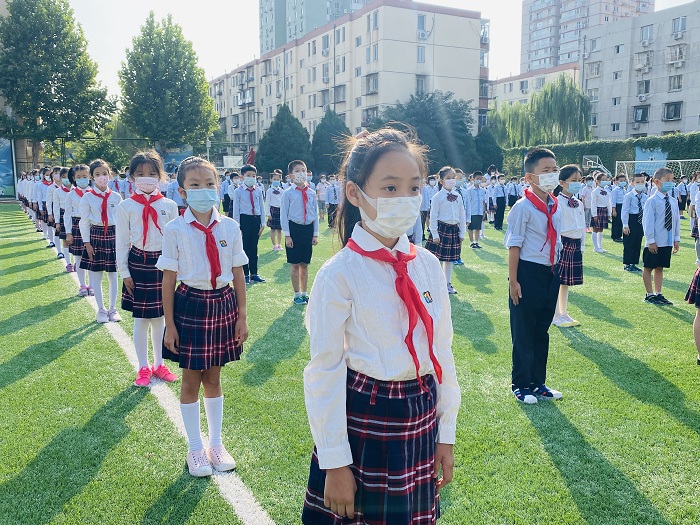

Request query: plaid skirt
[
  {"left": 163, "top": 283, "right": 243, "bottom": 370},
  {"left": 79, "top": 225, "right": 117, "bottom": 272},
  {"left": 267, "top": 205, "right": 282, "bottom": 230},
  {"left": 39, "top": 203, "right": 48, "bottom": 223},
  {"left": 122, "top": 247, "right": 163, "bottom": 318},
  {"left": 686, "top": 267, "right": 700, "bottom": 308},
  {"left": 424, "top": 221, "right": 461, "bottom": 262},
  {"left": 57, "top": 209, "right": 67, "bottom": 239},
  {"left": 691, "top": 219, "right": 698, "bottom": 240},
  {"left": 69, "top": 216, "right": 84, "bottom": 256},
  {"left": 556, "top": 237, "right": 583, "bottom": 286},
  {"left": 590, "top": 207, "right": 609, "bottom": 230},
  {"left": 302, "top": 369, "right": 439, "bottom": 525}
]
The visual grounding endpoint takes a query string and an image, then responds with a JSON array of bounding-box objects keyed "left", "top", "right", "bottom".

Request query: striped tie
[
  {"left": 664, "top": 194, "right": 672, "bottom": 231},
  {"left": 637, "top": 194, "right": 644, "bottom": 225}
]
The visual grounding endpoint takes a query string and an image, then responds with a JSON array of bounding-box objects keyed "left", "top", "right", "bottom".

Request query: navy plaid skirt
[
  {"left": 79, "top": 225, "right": 117, "bottom": 272},
  {"left": 163, "top": 283, "right": 243, "bottom": 370},
  {"left": 39, "top": 203, "right": 48, "bottom": 223},
  {"left": 302, "top": 369, "right": 439, "bottom": 525},
  {"left": 267, "top": 205, "right": 282, "bottom": 230},
  {"left": 424, "top": 221, "right": 461, "bottom": 262},
  {"left": 69, "top": 216, "right": 84, "bottom": 256},
  {"left": 590, "top": 207, "right": 609, "bottom": 230},
  {"left": 57, "top": 209, "right": 67, "bottom": 240},
  {"left": 691, "top": 219, "right": 698, "bottom": 240},
  {"left": 686, "top": 267, "right": 700, "bottom": 308},
  {"left": 46, "top": 202, "right": 56, "bottom": 227},
  {"left": 122, "top": 247, "right": 163, "bottom": 318},
  {"left": 556, "top": 237, "right": 583, "bottom": 286}
]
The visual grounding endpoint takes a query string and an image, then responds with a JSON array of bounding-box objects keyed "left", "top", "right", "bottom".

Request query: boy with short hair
[
  {"left": 493, "top": 174, "right": 507, "bottom": 231},
  {"left": 621, "top": 173, "right": 648, "bottom": 272},
  {"left": 504, "top": 148, "right": 563, "bottom": 404},
  {"left": 231, "top": 164, "right": 266, "bottom": 284},
  {"left": 325, "top": 173, "right": 340, "bottom": 228},
  {"left": 420, "top": 175, "right": 438, "bottom": 240},
  {"left": 466, "top": 171, "right": 487, "bottom": 249},
  {"left": 642, "top": 168, "right": 680, "bottom": 305},
  {"left": 678, "top": 174, "right": 689, "bottom": 219}
]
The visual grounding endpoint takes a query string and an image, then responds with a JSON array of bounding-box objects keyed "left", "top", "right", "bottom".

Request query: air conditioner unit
[
  {"left": 632, "top": 123, "right": 640, "bottom": 129},
  {"left": 635, "top": 64, "right": 643, "bottom": 70},
  {"left": 322, "top": 48, "right": 329, "bottom": 56},
  {"left": 638, "top": 94, "right": 647, "bottom": 101},
  {"left": 675, "top": 60, "right": 684, "bottom": 68},
  {"left": 641, "top": 66, "right": 650, "bottom": 74},
  {"left": 417, "top": 30, "right": 428, "bottom": 40},
  {"left": 232, "top": 123, "right": 238, "bottom": 128},
  {"left": 323, "top": 104, "right": 330, "bottom": 112},
  {"left": 322, "top": 76, "right": 329, "bottom": 83},
  {"left": 641, "top": 39, "right": 650, "bottom": 47},
  {"left": 521, "top": 89, "right": 528, "bottom": 94},
  {"left": 582, "top": 52, "right": 590, "bottom": 59},
  {"left": 273, "top": 67, "right": 280, "bottom": 75},
  {"left": 673, "top": 31, "right": 683, "bottom": 40}
]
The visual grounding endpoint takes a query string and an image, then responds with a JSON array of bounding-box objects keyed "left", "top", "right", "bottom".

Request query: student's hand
[
  {"left": 433, "top": 236, "right": 440, "bottom": 244},
  {"left": 623, "top": 227, "right": 630, "bottom": 236},
  {"left": 49, "top": 214, "right": 54, "bottom": 222},
  {"left": 285, "top": 236, "right": 294, "bottom": 248},
  {"left": 164, "top": 325, "right": 179, "bottom": 354},
  {"left": 312, "top": 236, "right": 318, "bottom": 246},
  {"left": 509, "top": 280, "right": 522, "bottom": 306},
  {"left": 84, "top": 242, "right": 95, "bottom": 260},
  {"left": 66, "top": 233, "right": 73, "bottom": 245},
  {"left": 123, "top": 277, "right": 135, "bottom": 295},
  {"left": 612, "top": 209, "right": 617, "bottom": 217},
  {"left": 55, "top": 224, "right": 61, "bottom": 233},
  {"left": 324, "top": 466, "right": 357, "bottom": 518},
  {"left": 648, "top": 242, "right": 658, "bottom": 254},
  {"left": 673, "top": 241, "right": 680, "bottom": 254},
  {"left": 258, "top": 226, "right": 264, "bottom": 238},
  {"left": 234, "top": 315, "right": 249, "bottom": 345},
  {"left": 434, "top": 443, "right": 455, "bottom": 490}
]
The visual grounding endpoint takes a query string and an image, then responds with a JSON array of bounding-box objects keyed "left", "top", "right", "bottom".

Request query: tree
[
  {"left": 81, "top": 137, "right": 131, "bottom": 170},
  {"left": 475, "top": 127, "right": 503, "bottom": 172},
  {"left": 369, "top": 91, "right": 478, "bottom": 173},
  {"left": 255, "top": 104, "right": 312, "bottom": 173},
  {"left": 311, "top": 110, "right": 351, "bottom": 175},
  {"left": 0, "top": 0, "right": 115, "bottom": 165},
  {"left": 119, "top": 12, "right": 217, "bottom": 155}
]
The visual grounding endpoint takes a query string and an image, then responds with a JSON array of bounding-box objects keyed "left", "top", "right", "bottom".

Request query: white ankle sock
[
  {"left": 180, "top": 401, "right": 203, "bottom": 452},
  {"left": 151, "top": 316, "right": 165, "bottom": 368},
  {"left": 133, "top": 318, "right": 151, "bottom": 369},
  {"left": 203, "top": 396, "right": 224, "bottom": 448}
]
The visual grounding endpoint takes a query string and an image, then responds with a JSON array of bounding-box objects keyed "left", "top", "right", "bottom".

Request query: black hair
[
  {"left": 129, "top": 149, "right": 166, "bottom": 182},
  {"left": 473, "top": 171, "right": 483, "bottom": 178},
  {"left": 585, "top": 175, "right": 594, "bottom": 181},
  {"left": 632, "top": 172, "right": 646, "bottom": 181},
  {"left": 288, "top": 160, "right": 306, "bottom": 174},
  {"left": 437, "top": 166, "right": 455, "bottom": 180},
  {"left": 487, "top": 164, "right": 497, "bottom": 174},
  {"left": 595, "top": 171, "right": 608, "bottom": 182},
  {"left": 89, "top": 159, "right": 112, "bottom": 176},
  {"left": 523, "top": 148, "right": 556, "bottom": 174},
  {"left": 67, "top": 164, "right": 90, "bottom": 185},
  {"left": 59, "top": 167, "right": 69, "bottom": 178},
  {"left": 552, "top": 164, "right": 582, "bottom": 196},
  {"left": 654, "top": 167, "right": 674, "bottom": 180},
  {"left": 241, "top": 164, "right": 257, "bottom": 176},
  {"left": 176, "top": 156, "right": 219, "bottom": 188}
]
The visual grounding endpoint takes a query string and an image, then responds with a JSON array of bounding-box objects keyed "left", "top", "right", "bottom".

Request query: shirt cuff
[
  {"left": 282, "top": 230, "right": 290, "bottom": 236},
  {"left": 437, "top": 422, "right": 457, "bottom": 445},
  {"left": 231, "top": 253, "right": 249, "bottom": 268},
  {"left": 156, "top": 255, "right": 179, "bottom": 273},
  {"left": 316, "top": 442, "right": 354, "bottom": 470}
]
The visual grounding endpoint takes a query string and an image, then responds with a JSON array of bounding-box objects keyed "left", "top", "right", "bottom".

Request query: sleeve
[
  {"left": 281, "top": 191, "right": 291, "bottom": 237},
  {"left": 258, "top": 192, "right": 265, "bottom": 228},
  {"left": 411, "top": 214, "right": 422, "bottom": 241},
  {"left": 79, "top": 196, "right": 92, "bottom": 243},
  {"left": 463, "top": 190, "right": 471, "bottom": 219},
  {"left": 63, "top": 197, "right": 73, "bottom": 230},
  {"left": 46, "top": 187, "right": 54, "bottom": 215},
  {"left": 607, "top": 192, "right": 613, "bottom": 215},
  {"left": 458, "top": 194, "right": 466, "bottom": 239},
  {"left": 590, "top": 189, "right": 598, "bottom": 212},
  {"left": 674, "top": 200, "right": 681, "bottom": 243},
  {"left": 265, "top": 188, "right": 271, "bottom": 217},
  {"left": 303, "top": 265, "right": 354, "bottom": 469},
  {"left": 312, "top": 190, "right": 319, "bottom": 236},
  {"left": 227, "top": 184, "right": 236, "bottom": 199},
  {"left": 155, "top": 224, "right": 180, "bottom": 273},
  {"left": 115, "top": 202, "right": 132, "bottom": 278},
  {"left": 231, "top": 189, "right": 240, "bottom": 224},
  {"left": 504, "top": 202, "right": 527, "bottom": 248},
  {"left": 52, "top": 189, "right": 61, "bottom": 219},
  {"left": 229, "top": 220, "right": 249, "bottom": 268},
  {"left": 621, "top": 193, "right": 630, "bottom": 228},
  {"left": 642, "top": 198, "right": 655, "bottom": 245},
  {"left": 166, "top": 182, "right": 174, "bottom": 201},
  {"left": 428, "top": 193, "right": 440, "bottom": 239}
]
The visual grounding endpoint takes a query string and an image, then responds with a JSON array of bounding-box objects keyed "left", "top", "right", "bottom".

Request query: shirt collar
[
  {"left": 184, "top": 206, "right": 221, "bottom": 228},
  {"left": 351, "top": 223, "right": 411, "bottom": 255}
]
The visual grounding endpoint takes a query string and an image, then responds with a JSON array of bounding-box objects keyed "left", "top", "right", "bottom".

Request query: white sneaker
[
  {"left": 563, "top": 314, "right": 580, "bottom": 327},
  {"left": 552, "top": 315, "right": 572, "bottom": 327},
  {"left": 207, "top": 445, "right": 236, "bottom": 472},
  {"left": 187, "top": 449, "right": 213, "bottom": 477},
  {"left": 96, "top": 308, "right": 109, "bottom": 323},
  {"left": 108, "top": 308, "right": 122, "bottom": 322}
]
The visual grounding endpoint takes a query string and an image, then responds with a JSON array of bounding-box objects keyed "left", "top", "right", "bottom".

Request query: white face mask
[
  {"left": 293, "top": 173, "right": 307, "bottom": 185},
  {"left": 244, "top": 177, "right": 256, "bottom": 188},
  {"left": 443, "top": 179, "right": 456, "bottom": 190},
  {"left": 357, "top": 186, "right": 422, "bottom": 239},
  {"left": 535, "top": 172, "right": 560, "bottom": 193},
  {"left": 135, "top": 176, "right": 158, "bottom": 194},
  {"left": 428, "top": 180, "right": 436, "bottom": 187}
]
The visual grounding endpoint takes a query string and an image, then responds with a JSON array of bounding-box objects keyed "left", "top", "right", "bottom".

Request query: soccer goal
[{"left": 615, "top": 159, "right": 700, "bottom": 179}]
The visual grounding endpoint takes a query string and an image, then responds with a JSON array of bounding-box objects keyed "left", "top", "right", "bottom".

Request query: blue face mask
[
  {"left": 185, "top": 188, "right": 219, "bottom": 213},
  {"left": 600, "top": 181, "right": 611, "bottom": 188},
  {"left": 75, "top": 178, "right": 90, "bottom": 189},
  {"left": 661, "top": 181, "right": 676, "bottom": 193},
  {"left": 61, "top": 178, "right": 70, "bottom": 186},
  {"left": 586, "top": 181, "right": 594, "bottom": 187},
  {"left": 307, "top": 175, "right": 313, "bottom": 182},
  {"left": 568, "top": 182, "right": 583, "bottom": 194},
  {"left": 272, "top": 180, "right": 281, "bottom": 188},
  {"left": 619, "top": 181, "right": 627, "bottom": 188}
]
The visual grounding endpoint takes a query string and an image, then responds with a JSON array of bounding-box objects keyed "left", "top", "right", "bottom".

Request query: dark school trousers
[
  {"left": 623, "top": 214, "right": 644, "bottom": 265},
  {"left": 494, "top": 196, "right": 506, "bottom": 229},
  {"left": 420, "top": 210, "right": 429, "bottom": 239},
  {"left": 611, "top": 203, "right": 623, "bottom": 240},
  {"left": 508, "top": 194, "right": 518, "bottom": 208},
  {"left": 239, "top": 214, "right": 261, "bottom": 276},
  {"left": 509, "top": 259, "right": 560, "bottom": 389},
  {"left": 223, "top": 194, "right": 231, "bottom": 214},
  {"left": 327, "top": 203, "right": 338, "bottom": 228}
]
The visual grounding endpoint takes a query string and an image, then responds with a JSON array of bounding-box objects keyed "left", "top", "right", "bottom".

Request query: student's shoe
[
  {"left": 207, "top": 445, "right": 236, "bottom": 472},
  {"left": 479, "top": 234, "right": 487, "bottom": 239},
  {"left": 532, "top": 384, "right": 563, "bottom": 400},
  {"left": 186, "top": 449, "right": 213, "bottom": 477},
  {"left": 552, "top": 316, "right": 572, "bottom": 328},
  {"left": 697, "top": 357, "right": 700, "bottom": 366},
  {"left": 488, "top": 220, "right": 494, "bottom": 224},
  {"left": 655, "top": 294, "right": 673, "bottom": 306},
  {"left": 65, "top": 263, "right": 73, "bottom": 272},
  {"left": 613, "top": 238, "right": 623, "bottom": 243},
  {"left": 46, "top": 242, "right": 55, "bottom": 248},
  {"left": 36, "top": 228, "right": 42, "bottom": 232},
  {"left": 293, "top": 296, "right": 306, "bottom": 305},
  {"left": 57, "top": 253, "right": 65, "bottom": 259},
  {"left": 470, "top": 243, "right": 478, "bottom": 249},
  {"left": 563, "top": 314, "right": 580, "bottom": 327},
  {"left": 681, "top": 216, "right": 688, "bottom": 220},
  {"left": 245, "top": 275, "right": 250, "bottom": 284},
  {"left": 475, "top": 243, "right": 483, "bottom": 249},
  {"left": 631, "top": 265, "right": 642, "bottom": 272},
  {"left": 302, "top": 294, "right": 310, "bottom": 304},
  {"left": 623, "top": 265, "right": 634, "bottom": 272},
  {"left": 250, "top": 274, "right": 266, "bottom": 283},
  {"left": 78, "top": 285, "right": 89, "bottom": 297},
  {"left": 447, "top": 283, "right": 458, "bottom": 295},
  {"left": 87, "top": 286, "right": 95, "bottom": 296},
  {"left": 96, "top": 308, "right": 110, "bottom": 323},
  {"left": 151, "top": 364, "right": 178, "bottom": 382},
  {"left": 512, "top": 386, "right": 537, "bottom": 405},
  {"left": 108, "top": 308, "right": 122, "bottom": 322},
  {"left": 133, "top": 366, "right": 152, "bottom": 387},
  {"left": 644, "top": 293, "right": 660, "bottom": 304},
  {"left": 594, "top": 248, "right": 607, "bottom": 253},
  {"left": 455, "top": 258, "right": 464, "bottom": 265}
]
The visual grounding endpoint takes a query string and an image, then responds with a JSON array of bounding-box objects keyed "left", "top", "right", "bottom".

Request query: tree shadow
[
  {"left": 0, "top": 240, "right": 40, "bottom": 250},
  {"left": 522, "top": 403, "right": 670, "bottom": 525},
  {"left": 655, "top": 304, "right": 695, "bottom": 323},
  {"left": 568, "top": 292, "right": 632, "bottom": 328},
  {"left": 0, "top": 388, "right": 148, "bottom": 525},
  {"left": 0, "top": 246, "right": 42, "bottom": 261},
  {"left": 0, "top": 296, "right": 81, "bottom": 337},
  {"left": 0, "top": 259, "right": 49, "bottom": 276},
  {"left": 141, "top": 467, "right": 212, "bottom": 525},
  {"left": 472, "top": 248, "right": 505, "bottom": 265},
  {"left": 273, "top": 262, "right": 291, "bottom": 283},
  {"left": 661, "top": 278, "right": 691, "bottom": 295},
  {"left": 0, "top": 324, "right": 99, "bottom": 389},
  {"left": 453, "top": 265, "right": 494, "bottom": 294},
  {"left": 257, "top": 249, "right": 281, "bottom": 268},
  {"left": 241, "top": 305, "right": 307, "bottom": 386},
  {"left": 583, "top": 265, "right": 622, "bottom": 282},
  {"left": 561, "top": 329, "right": 700, "bottom": 435},
  {"left": 0, "top": 271, "right": 64, "bottom": 296},
  {"left": 450, "top": 297, "right": 498, "bottom": 355}
]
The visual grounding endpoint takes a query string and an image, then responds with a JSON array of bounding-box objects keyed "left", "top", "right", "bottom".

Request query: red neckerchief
[
  {"left": 130, "top": 192, "right": 164, "bottom": 249},
  {"left": 524, "top": 188, "right": 558, "bottom": 266},
  {"left": 74, "top": 188, "right": 85, "bottom": 198},
  {"left": 60, "top": 186, "right": 71, "bottom": 193},
  {"left": 296, "top": 185, "right": 309, "bottom": 223},
  {"left": 128, "top": 181, "right": 133, "bottom": 195},
  {"left": 247, "top": 187, "right": 256, "bottom": 215},
  {"left": 189, "top": 219, "right": 222, "bottom": 290},
  {"left": 90, "top": 188, "right": 112, "bottom": 235},
  {"left": 346, "top": 238, "right": 442, "bottom": 389},
  {"left": 42, "top": 179, "right": 52, "bottom": 186}
]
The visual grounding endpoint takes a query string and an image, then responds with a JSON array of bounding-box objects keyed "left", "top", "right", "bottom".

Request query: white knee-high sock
[
  {"left": 41, "top": 222, "right": 48, "bottom": 238},
  {"left": 107, "top": 272, "right": 118, "bottom": 310},
  {"left": 203, "top": 396, "right": 224, "bottom": 448},
  {"left": 151, "top": 316, "right": 165, "bottom": 368},
  {"left": 558, "top": 286, "right": 569, "bottom": 317},
  {"left": 592, "top": 233, "right": 599, "bottom": 251},
  {"left": 442, "top": 261, "right": 453, "bottom": 284},
  {"left": 47, "top": 227, "right": 54, "bottom": 244},
  {"left": 75, "top": 256, "right": 86, "bottom": 287},
  {"left": 89, "top": 271, "right": 104, "bottom": 310},
  {"left": 695, "top": 239, "right": 700, "bottom": 262},
  {"left": 181, "top": 401, "right": 203, "bottom": 452},
  {"left": 61, "top": 245, "right": 70, "bottom": 260},
  {"left": 133, "top": 318, "right": 151, "bottom": 369}
]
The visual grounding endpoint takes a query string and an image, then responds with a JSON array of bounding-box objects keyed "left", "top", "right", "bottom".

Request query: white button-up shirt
[
  {"left": 621, "top": 190, "right": 648, "bottom": 228},
  {"left": 78, "top": 188, "right": 123, "bottom": 243},
  {"left": 429, "top": 188, "right": 467, "bottom": 240},
  {"left": 556, "top": 194, "right": 586, "bottom": 246},
  {"left": 156, "top": 207, "right": 249, "bottom": 290},
  {"left": 265, "top": 185, "right": 284, "bottom": 214},
  {"left": 504, "top": 193, "right": 562, "bottom": 266},
  {"left": 643, "top": 191, "right": 680, "bottom": 248},
  {"left": 63, "top": 188, "right": 87, "bottom": 230},
  {"left": 591, "top": 186, "right": 613, "bottom": 215},
  {"left": 303, "top": 224, "right": 461, "bottom": 470}
]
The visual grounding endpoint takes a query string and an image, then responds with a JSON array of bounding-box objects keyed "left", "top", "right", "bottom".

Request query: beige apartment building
[
  {"left": 210, "top": 0, "right": 490, "bottom": 155},
  {"left": 489, "top": 63, "right": 579, "bottom": 107},
  {"left": 582, "top": 0, "right": 700, "bottom": 140}
]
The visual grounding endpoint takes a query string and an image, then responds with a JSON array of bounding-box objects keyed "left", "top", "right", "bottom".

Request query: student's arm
[
  {"left": 508, "top": 247, "right": 522, "bottom": 305},
  {"left": 232, "top": 266, "right": 249, "bottom": 344},
  {"left": 429, "top": 193, "right": 440, "bottom": 241},
  {"left": 231, "top": 189, "right": 240, "bottom": 224},
  {"left": 161, "top": 270, "right": 179, "bottom": 353},
  {"left": 114, "top": 203, "right": 134, "bottom": 294},
  {"left": 312, "top": 190, "right": 319, "bottom": 241},
  {"left": 642, "top": 198, "right": 657, "bottom": 253},
  {"left": 258, "top": 192, "right": 265, "bottom": 231},
  {"left": 458, "top": 194, "right": 466, "bottom": 240},
  {"left": 265, "top": 188, "right": 271, "bottom": 217},
  {"left": 463, "top": 190, "right": 471, "bottom": 222},
  {"left": 78, "top": 195, "right": 94, "bottom": 258},
  {"left": 281, "top": 191, "right": 292, "bottom": 246},
  {"left": 621, "top": 193, "right": 631, "bottom": 232},
  {"left": 503, "top": 202, "right": 525, "bottom": 305},
  {"left": 673, "top": 200, "right": 681, "bottom": 251},
  {"left": 63, "top": 197, "right": 73, "bottom": 239}
]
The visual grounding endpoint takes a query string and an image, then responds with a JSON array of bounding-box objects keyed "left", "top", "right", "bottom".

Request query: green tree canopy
[
  {"left": 255, "top": 104, "right": 312, "bottom": 173},
  {"left": 0, "top": 0, "right": 115, "bottom": 164},
  {"left": 311, "top": 110, "right": 351, "bottom": 175},
  {"left": 119, "top": 12, "right": 217, "bottom": 154},
  {"left": 474, "top": 127, "right": 503, "bottom": 172}
]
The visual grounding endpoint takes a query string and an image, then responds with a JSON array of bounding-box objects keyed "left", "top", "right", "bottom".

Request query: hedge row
[{"left": 502, "top": 132, "right": 700, "bottom": 176}]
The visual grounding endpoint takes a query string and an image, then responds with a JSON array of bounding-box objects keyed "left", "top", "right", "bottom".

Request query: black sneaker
[
  {"left": 531, "top": 384, "right": 563, "bottom": 400},
  {"left": 475, "top": 243, "right": 483, "bottom": 249},
  {"left": 623, "top": 265, "right": 634, "bottom": 272},
  {"left": 631, "top": 265, "right": 642, "bottom": 272},
  {"left": 656, "top": 294, "right": 673, "bottom": 306},
  {"left": 644, "top": 294, "right": 659, "bottom": 304},
  {"left": 250, "top": 274, "right": 266, "bottom": 283},
  {"left": 470, "top": 243, "right": 478, "bottom": 249},
  {"left": 512, "top": 385, "right": 537, "bottom": 404}
]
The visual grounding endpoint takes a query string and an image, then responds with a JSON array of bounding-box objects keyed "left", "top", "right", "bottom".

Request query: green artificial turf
[{"left": 2, "top": 202, "right": 700, "bottom": 524}]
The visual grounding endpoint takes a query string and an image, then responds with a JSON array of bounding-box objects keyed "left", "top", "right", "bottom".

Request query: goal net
[
  {"left": 615, "top": 159, "right": 700, "bottom": 179},
  {"left": 582, "top": 155, "right": 612, "bottom": 176}
]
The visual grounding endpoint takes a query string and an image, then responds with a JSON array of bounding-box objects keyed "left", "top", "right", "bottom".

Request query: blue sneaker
[
  {"left": 302, "top": 294, "right": 309, "bottom": 303},
  {"left": 293, "top": 296, "right": 306, "bottom": 305},
  {"left": 245, "top": 275, "right": 250, "bottom": 284},
  {"left": 531, "top": 384, "right": 563, "bottom": 400},
  {"left": 250, "top": 274, "right": 266, "bottom": 283}
]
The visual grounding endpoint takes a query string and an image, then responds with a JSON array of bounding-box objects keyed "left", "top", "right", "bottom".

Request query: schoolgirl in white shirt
[
  {"left": 265, "top": 170, "right": 284, "bottom": 250},
  {"left": 590, "top": 172, "right": 613, "bottom": 253},
  {"left": 116, "top": 150, "right": 180, "bottom": 388},
  {"left": 302, "top": 128, "right": 460, "bottom": 524},
  {"left": 64, "top": 165, "right": 92, "bottom": 296},
  {"left": 52, "top": 167, "right": 74, "bottom": 267}
]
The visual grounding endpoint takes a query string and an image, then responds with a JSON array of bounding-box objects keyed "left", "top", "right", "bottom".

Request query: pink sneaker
[
  {"left": 207, "top": 445, "right": 236, "bottom": 472},
  {"left": 151, "top": 364, "right": 178, "bottom": 382},
  {"left": 78, "top": 286, "right": 89, "bottom": 297},
  {"left": 187, "top": 449, "right": 212, "bottom": 477},
  {"left": 65, "top": 263, "right": 73, "bottom": 272},
  {"left": 134, "top": 366, "right": 152, "bottom": 387},
  {"left": 87, "top": 286, "right": 95, "bottom": 296}
]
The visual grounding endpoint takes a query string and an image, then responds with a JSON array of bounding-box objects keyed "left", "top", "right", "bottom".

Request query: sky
[{"left": 68, "top": 0, "right": 692, "bottom": 96}]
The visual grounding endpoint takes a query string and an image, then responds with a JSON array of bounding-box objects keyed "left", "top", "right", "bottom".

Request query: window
[
  {"left": 362, "top": 106, "right": 379, "bottom": 124},
  {"left": 613, "top": 71, "right": 622, "bottom": 80},
  {"left": 589, "top": 38, "right": 600, "bottom": 52},
  {"left": 322, "top": 63, "right": 329, "bottom": 79},
  {"left": 669, "top": 74, "right": 682, "bottom": 91},
  {"left": 355, "top": 97, "right": 361, "bottom": 108},
  {"left": 355, "top": 36, "right": 362, "bottom": 47},
  {"left": 417, "top": 46, "right": 425, "bottom": 63},
  {"left": 591, "top": 113, "right": 598, "bottom": 126},
  {"left": 535, "top": 76, "right": 545, "bottom": 89},
  {"left": 611, "top": 123, "right": 620, "bottom": 132},
  {"left": 478, "top": 109, "right": 488, "bottom": 129},
  {"left": 312, "top": 40, "right": 316, "bottom": 55},
  {"left": 365, "top": 73, "right": 379, "bottom": 95},
  {"left": 366, "top": 47, "right": 370, "bottom": 64},
  {"left": 668, "top": 44, "right": 686, "bottom": 62},
  {"left": 322, "top": 35, "right": 329, "bottom": 52},
  {"left": 633, "top": 106, "right": 649, "bottom": 123},
  {"left": 663, "top": 101, "right": 682, "bottom": 121},
  {"left": 418, "top": 14, "right": 426, "bottom": 31},
  {"left": 641, "top": 24, "right": 653, "bottom": 41},
  {"left": 520, "top": 80, "right": 529, "bottom": 91},
  {"left": 480, "top": 50, "right": 489, "bottom": 68},
  {"left": 334, "top": 84, "right": 346, "bottom": 103},
  {"left": 508, "top": 82, "right": 513, "bottom": 93},
  {"left": 587, "top": 88, "right": 598, "bottom": 102},
  {"left": 373, "top": 44, "right": 378, "bottom": 61},
  {"left": 416, "top": 75, "right": 427, "bottom": 96},
  {"left": 612, "top": 97, "right": 621, "bottom": 106},
  {"left": 634, "top": 51, "right": 652, "bottom": 69},
  {"left": 637, "top": 80, "right": 650, "bottom": 95},
  {"left": 373, "top": 11, "right": 378, "bottom": 30},
  {"left": 587, "top": 61, "right": 601, "bottom": 77},
  {"left": 355, "top": 66, "right": 362, "bottom": 77},
  {"left": 479, "top": 80, "right": 489, "bottom": 98},
  {"left": 614, "top": 44, "right": 624, "bottom": 54},
  {"left": 672, "top": 16, "right": 686, "bottom": 33}
]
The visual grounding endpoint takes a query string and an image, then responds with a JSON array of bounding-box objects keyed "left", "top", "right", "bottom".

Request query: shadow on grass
[
  {"left": 562, "top": 329, "right": 700, "bottom": 434},
  {"left": 0, "top": 387, "right": 147, "bottom": 525},
  {"left": 472, "top": 248, "right": 505, "bottom": 265},
  {"left": 0, "top": 324, "right": 99, "bottom": 389},
  {"left": 661, "top": 278, "right": 691, "bottom": 295},
  {"left": 0, "top": 296, "right": 81, "bottom": 337},
  {"left": 0, "top": 259, "right": 50, "bottom": 276},
  {"left": 522, "top": 403, "right": 670, "bottom": 525},
  {"left": 453, "top": 265, "right": 494, "bottom": 294},
  {"left": 0, "top": 239, "right": 43, "bottom": 250},
  {"left": 583, "top": 265, "right": 622, "bottom": 282},
  {"left": 0, "top": 246, "right": 42, "bottom": 261},
  {"left": 242, "top": 305, "right": 306, "bottom": 386},
  {"left": 141, "top": 468, "right": 212, "bottom": 525},
  {"left": 450, "top": 297, "right": 498, "bottom": 354},
  {"left": 0, "top": 271, "right": 64, "bottom": 296},
  {"left": 568, "top": 292, "right": 632, "bottom": 328}
]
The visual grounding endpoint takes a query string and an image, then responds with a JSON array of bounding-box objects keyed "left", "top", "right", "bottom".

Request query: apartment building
[
  {"left": 521, "top": 0, "right": 654, "bottom": 72},
  {"left": 582, "top": 0, "right": 700, "bottom": 140},
  {"left": 489, "top": 63, "right": 579, "bottom": 107},
  {"left": 213, "top": 0, "right": 490, "bottom": 156}
]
